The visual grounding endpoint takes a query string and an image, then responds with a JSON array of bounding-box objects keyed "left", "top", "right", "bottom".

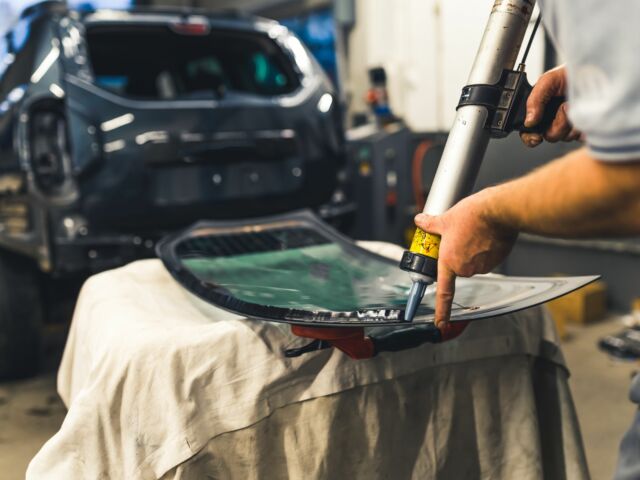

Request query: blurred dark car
[{"left": 0, "top": 2, "right": 349, "bottom": 377}]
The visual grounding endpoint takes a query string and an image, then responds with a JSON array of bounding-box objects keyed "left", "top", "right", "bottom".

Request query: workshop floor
[
  {"left": 561, "top": 317, "right": 638, "bottom": 480},
  {"left": 0, "top": 317, "right": 636, "bottom": 480}
]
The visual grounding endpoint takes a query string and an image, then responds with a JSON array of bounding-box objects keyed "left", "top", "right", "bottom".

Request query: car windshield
[
  {"left": 156, "top": 213, "right": 598, "bottom": 326},
  {"left": 85, "top": 23, "right": 300, "bottom": 100}
]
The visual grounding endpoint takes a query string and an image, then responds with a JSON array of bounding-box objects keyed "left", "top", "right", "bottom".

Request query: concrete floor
[
  {"left": 0, "top": 316, "right": 637, "bottom": 479},
  {"left": 0, "top": 375, "right": 67, "bottom": 479},
  {"left": 562, "top": 317, "right": 638, "bottom": 480}
]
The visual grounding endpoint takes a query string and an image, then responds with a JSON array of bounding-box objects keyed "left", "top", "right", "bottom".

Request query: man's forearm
[{"left": 483, "top": 147, "right": 640, "bottom": 237}]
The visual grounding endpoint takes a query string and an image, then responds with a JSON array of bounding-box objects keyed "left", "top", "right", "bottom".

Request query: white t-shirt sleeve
[{"left": 539, "top": 1, "right": 640, "bottom": 161}]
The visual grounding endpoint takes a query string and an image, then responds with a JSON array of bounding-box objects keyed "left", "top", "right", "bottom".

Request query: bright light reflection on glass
[
  {"left": 100, "top": 113, "right": 134, "bottom": 132},
  {"left": 30, "top": 45, "right": 60, "bottom": 83},
  {"left": 317, "top": 93, "right": 333, "bottom": 113},
  {"left": 135, "top": 131, "right": 170, "bottom": 145},
  {"left": 103, "top": 139, "right": 125, "bottom": 153}
]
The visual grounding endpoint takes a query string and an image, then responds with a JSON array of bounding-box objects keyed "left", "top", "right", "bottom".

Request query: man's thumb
[
  {"left": 525, "top": 72, "right": 560, "bottom": 127},
  {"left": 414, "top": 213, "right": 443, "bottom": 234},
  {"left": 524, "top": 109, "right": 539, "bottom": 128}
]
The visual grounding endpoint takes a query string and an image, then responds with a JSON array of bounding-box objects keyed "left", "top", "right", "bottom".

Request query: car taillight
[
  {"left": 170, "top": 22, "right": 210, "bottom": 36},
  {"left": 29, "top": 109, "right": 71, "bottom": 195}
]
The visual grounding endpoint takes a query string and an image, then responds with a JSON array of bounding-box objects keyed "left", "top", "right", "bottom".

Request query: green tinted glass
[{"left": 157, "top": 212, "right": 598, "bottom": 327}]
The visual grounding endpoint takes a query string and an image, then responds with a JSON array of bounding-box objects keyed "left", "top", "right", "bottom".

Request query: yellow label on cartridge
[{"left": 409, "top": 228, "right": 441, "bottom": 259}]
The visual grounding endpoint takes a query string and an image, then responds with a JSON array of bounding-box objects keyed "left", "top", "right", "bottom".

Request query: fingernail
[{"left": 525, "top": 113, "right": 533, "bottom": 123}]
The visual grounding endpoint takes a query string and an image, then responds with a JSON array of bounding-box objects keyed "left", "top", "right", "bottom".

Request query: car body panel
[{"left": 0, "top": 3, "right": 349, "bottom": 274}]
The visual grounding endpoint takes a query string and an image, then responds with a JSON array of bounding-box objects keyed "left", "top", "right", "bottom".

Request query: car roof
[
  {"left": 21, "top": 2, "right": 279, "bottom": 33},
  {"left": 81, "top": 6, "right": 278, "bottom": 32}
]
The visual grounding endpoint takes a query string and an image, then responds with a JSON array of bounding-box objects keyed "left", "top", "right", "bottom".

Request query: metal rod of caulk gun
[{"left": 401, "top": 0, "right": 536, "bottom": 322}]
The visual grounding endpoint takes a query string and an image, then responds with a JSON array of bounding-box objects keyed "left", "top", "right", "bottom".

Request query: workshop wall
[{"left": 346, "top": 0, "right": 546, "bottom": 132}]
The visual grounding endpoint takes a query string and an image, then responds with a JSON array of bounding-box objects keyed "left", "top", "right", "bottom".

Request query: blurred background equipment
[
  {"left": 345, "top": 123, "right": 411, "bottom": 244},
  {"left": 364, "top": 67, "right": 395, "bottom": 126}
]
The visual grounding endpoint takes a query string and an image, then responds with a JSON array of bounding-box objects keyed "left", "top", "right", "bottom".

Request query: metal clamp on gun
[{"left": 400, "top": 4, "right": 566, "bottom": 322}]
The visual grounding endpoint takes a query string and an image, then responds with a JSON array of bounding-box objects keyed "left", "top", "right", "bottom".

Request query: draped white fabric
[{"left": 27, "top": 243, "right": 588, "bottom": 479}]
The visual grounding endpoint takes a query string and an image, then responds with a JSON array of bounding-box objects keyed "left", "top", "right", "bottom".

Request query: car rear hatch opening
[{"left": 84, "top": 21, "right": 302, "bottom": 101}]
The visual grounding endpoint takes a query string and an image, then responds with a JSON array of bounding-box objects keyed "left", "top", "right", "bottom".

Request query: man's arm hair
[{"left": 484, "top": 147, "right": 640, "bottom": 237}]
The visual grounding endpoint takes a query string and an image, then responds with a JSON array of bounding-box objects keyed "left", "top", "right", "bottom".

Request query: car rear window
[{"left": 85, "top": 23, "right": 301, "bottom": 100}]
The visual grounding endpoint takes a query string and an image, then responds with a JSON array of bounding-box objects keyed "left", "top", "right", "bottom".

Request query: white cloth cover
[{"left": 27, "top": 242, "right": 589, "bottom": 479}]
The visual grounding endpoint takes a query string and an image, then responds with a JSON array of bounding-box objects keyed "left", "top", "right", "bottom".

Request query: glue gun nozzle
[{"left": 404, "top": 281, "right": 427, "bottom": 322}]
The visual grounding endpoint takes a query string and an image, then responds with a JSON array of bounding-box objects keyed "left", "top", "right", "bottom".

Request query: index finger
[
  {"left": 520, "top": 132, "right": 543, "bottom": 148},
  {"left": 435, "top": 263, "right": 456, "bottom": 327},
  {"left": 543, "top": 102, "right": 571, "bottom": 142}
]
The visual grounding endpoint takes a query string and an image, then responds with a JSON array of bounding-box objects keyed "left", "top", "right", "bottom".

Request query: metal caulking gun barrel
[{"left": 401, "top": 0, "right": 541, "bottom": 321}]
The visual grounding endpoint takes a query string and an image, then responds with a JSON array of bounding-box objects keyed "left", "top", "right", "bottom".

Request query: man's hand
[
  {"left": 520, "top": 65, "right": 581, "bottom": 147},
  {"left": 414, "top": 190, "right": 518, "bottom": 328}
]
